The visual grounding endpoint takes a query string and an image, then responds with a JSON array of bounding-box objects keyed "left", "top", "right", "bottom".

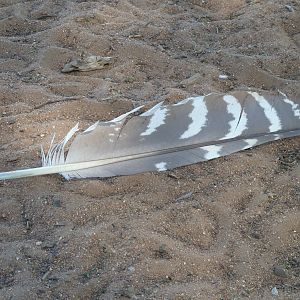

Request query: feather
[{"left": 0, "top": 90, "right": 299, "bottom": 180}]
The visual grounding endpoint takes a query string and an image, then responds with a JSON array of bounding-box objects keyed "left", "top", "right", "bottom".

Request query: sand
[{"left": 0, "top": 0, "right": 299, "bottom": 299}]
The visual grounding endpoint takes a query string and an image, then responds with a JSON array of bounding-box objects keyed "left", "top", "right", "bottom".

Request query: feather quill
[{"left": 0, "top": 90, "right": 299, "bottom": 180}]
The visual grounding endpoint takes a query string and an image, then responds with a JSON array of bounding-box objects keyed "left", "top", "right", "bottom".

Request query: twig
[{"left": 34, "top": 96, "right": 85, "bottom": 110}]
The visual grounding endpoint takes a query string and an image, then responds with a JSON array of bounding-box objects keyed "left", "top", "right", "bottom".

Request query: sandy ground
[{"left": 0, "top": 0, "right": 299, "bottom": 299}]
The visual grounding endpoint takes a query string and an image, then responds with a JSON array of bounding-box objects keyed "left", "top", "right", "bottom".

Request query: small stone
[
  {"left": 128, "top": 266, "right": 135, "bottom": 273},
  {"left": 273, "top": 265, "right": 288, "bottom": 278},
  {"left": 52, "top": 198, "right": 62, "bottom": 207},
  {"left": 251, "top": 231, "right": 261, "bottom": 239},
  {"left": 159, "top": 244, "right": 167, "bottom": 254},
  {"left": 36, "top": 241, "right": 42, "bottom": 246},
  {"left": 219, "top": 74, "right": 229, "bottom": 80},
  {"left": 174, "top": 54, "right": 188, "bottom": 59},
  {"left": 121, "top": 286, "right": 135, "bottom": 298},
  {"left": 285, "top": 5, "right": 294, "bottom": 12},
  {"left": 62, "top": 55, "right": 112, "bottom": 73},
  {"left": 6, "top": 117, "right": 16, "bottom": 125},
  {"left": 155, "top": 244, "right": 171, "bottom": 259},
  {"left": 179, "top": 73, "right": 202, "bottom": 87},
  {"left": 271, "top": 286, "right": 279, "bottom": 296},
  {"left": 175, "top": 192, "right": 193, "bottom": 202},
  {"left": 157, "top": 45, "right": 165, "bottom": 52}
]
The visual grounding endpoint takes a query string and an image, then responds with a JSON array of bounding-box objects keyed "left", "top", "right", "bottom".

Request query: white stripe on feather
[
  {"left": 141, "top": 107, "right": 168, "bottom": 136},
  {"left": 141, "top": 102, "right": 164, "bottom": 116},
  {"left": 283, "top": 98, "right": 300, "bottom": 118},
  {"left": 202, "top": 145, "right": 223, "bottom": 160},
  {"left": 155, "top": 162, "right": 167, "bottom": 171},
  {"left": 278, "top": 91, "right": 300, "bottom": 118},
  {"left": 248, "top": 92, "right": 282, "bottom": 132},
  {"left": 221, "top": 95, "right": 248, "bottom": 140},
  {"left": 243, "top": 138, "right": 258, "bottom": 150},
  {"left": 180, "top": 96, "right": 208, "bottom": 139}
]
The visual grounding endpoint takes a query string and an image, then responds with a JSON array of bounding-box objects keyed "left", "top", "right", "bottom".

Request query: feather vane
[{"left": 0, "top": 90, "right": 299, "bottom": 180}]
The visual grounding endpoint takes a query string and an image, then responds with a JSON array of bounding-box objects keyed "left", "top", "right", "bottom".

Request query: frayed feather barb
[{"left": 0, "top": 90, "right": 299, "bottom": 180}]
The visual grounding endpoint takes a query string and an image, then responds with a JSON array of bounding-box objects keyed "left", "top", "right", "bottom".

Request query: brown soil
[{"left": 0, "top": 1, "right": 299, "bottom": 299}]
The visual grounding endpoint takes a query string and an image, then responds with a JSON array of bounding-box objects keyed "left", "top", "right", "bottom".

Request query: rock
[
  {"left": 155, "top": 244, "right": 171, "bottom": 259},
  {"left": 179, "top": 73, "right": 202, "bottom": 87},
  {"left": 251, "top": 231, "right": 261, "bottom": 239},
  {"left": 175, "top": 192, "right": 193, "bottom": 202},
  {"left": 52, "top": 197, "right": 62, "bottom": 207},
  {"left": 271, "top": 286, "right": 279, "bottom": 296},
  {"left": 159, "top": 244, "right": 167, "bottom": 254},
  {"left": 219, "top": 74, "right": 229, "bottom": 80},
  {"left": 121, "top": 286, "right": 135, "bottom": 298},
  {"left": 285, "top": 5, "right": 294, "bottom": 12},
  {"left": 6, "top": 117, "right": 16, "bottom": 125},
  {"left": 62, "top": 56, "right": 112, "bottom": 73},
  {"left": 273, "top": 265, "right": 288, "bottom": 278},
  {"left": 128, "top": 266, "right": 135, "bottom": 273}
]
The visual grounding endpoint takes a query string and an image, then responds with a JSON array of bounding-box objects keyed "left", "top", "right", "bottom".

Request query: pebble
[
  {"left": 285, "top": 5, "right": 294, "bottom": 12},
  {"left": 156, "top": 244, "right": 171, "bottom": 259},
  {"left": 179, "top": 73, "right": 202, "bottom": 87},
  {"left": 219, "top": 74, "right": 229, "bottom": 80},
  {"left": 271, "top": 286, "right": 279, "bottom": 296},
  {"left": 273, "top": 265, "right": 288, "bottom": 278},
  {"left": 121, "top": 286, "right": 135, "bottom": 298},
  {"left": 251, "top": 231, "right": 261, "bottom": 239},
  {"left": 128, "top": 266, "right": 135, "bottom": 273},
  {"left": 6, "top": 117, "right": 16, "bottom": 125},
  {"left": 52, "top": 198, "right": 62, "bottom": 207},
  {"left": 175, "top": 192, "right": 193, "bottom": 202},
  {"left": 157, "top": 45, "right": 165, "bottom": 52},
  {"left": 159, "top": 244, "right": 167, "bottom": 255}
]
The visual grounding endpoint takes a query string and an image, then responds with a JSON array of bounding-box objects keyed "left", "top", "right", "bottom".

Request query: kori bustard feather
[{"left": 0, "top": 90, "right": 299, "bottom": 180}]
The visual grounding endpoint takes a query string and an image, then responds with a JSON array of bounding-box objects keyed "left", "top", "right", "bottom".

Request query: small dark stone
[
  {"left": 127, "top": 266, "right": 135, "bottom": 273},
  {"left": 121, "top": 286, "right": 135, "bottom": 298},
  {"left": 285, "top": 5, "right": 294, "bottom": 12},
  {"left": 251, "top": 231, "right": 261, "bottom": 239},
  {"left": 273, "top": 265, "right": 288, "bottom": 278},
  {"left": 52, "top": 198, "right": 62, "bottom": 207},
  {"left": 159, "top": 244, "right": 167, "bottom": 256},
  {"left": 6, "top": 117, "right": 16, "bottom": 125},
  {"left": 155, "top": 244, "right": 171, "bottom": 259}
]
